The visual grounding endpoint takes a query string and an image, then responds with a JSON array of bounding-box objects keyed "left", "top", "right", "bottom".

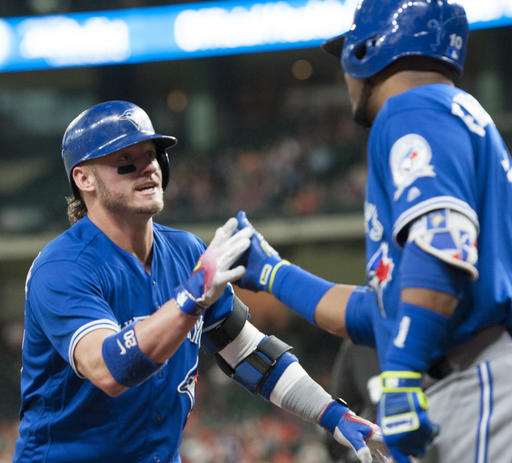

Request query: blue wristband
[
  {"left": 271, "top": 264, "right": 335, "bottom": 325},
  {"left": 383, "top": 302, "right": 449, "bottom": 372},
  {"left": 102, "top": 325, "right": 162, "bottom": 387}
]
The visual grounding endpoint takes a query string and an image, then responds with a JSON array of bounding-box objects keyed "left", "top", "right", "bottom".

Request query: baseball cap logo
[{"left": 119, "top": 108, "right": 154, "bottom": 133}]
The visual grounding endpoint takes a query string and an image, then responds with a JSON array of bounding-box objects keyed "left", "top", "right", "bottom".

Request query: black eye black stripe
[{"left": 117, "top": 165, "right": 136, "bottom": 175}]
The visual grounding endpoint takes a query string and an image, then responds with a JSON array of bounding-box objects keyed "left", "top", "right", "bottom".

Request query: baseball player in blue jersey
[
  {"left": 14, "top": 100, "right": 387, "bottom": 463},
  {"left": 232, "top": 1, "right": 512, "bottom": 462}
]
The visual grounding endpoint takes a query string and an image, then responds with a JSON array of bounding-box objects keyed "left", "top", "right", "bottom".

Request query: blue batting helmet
[
  {"left": 62, "top": 100, "right": 177, "bottom": 195},
  {"left": 322, "top": 0, "right": 469, "bottom": 79}
]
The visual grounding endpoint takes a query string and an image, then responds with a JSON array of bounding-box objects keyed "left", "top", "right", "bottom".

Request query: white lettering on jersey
[
  {"left": 451, "top": 92, "right": 492, "bottom": 137},
  {"left": 389, "top": 134, "right": 436, "bottom": 201},
  {"left": 393, "top": 316, "right": 411, "bottom": 349},
  {"left": 187, "top": 317, "right": 203, "bottom": 345},
  {"left": 365, "top": 202, "right": 383, "bottom": 242}
]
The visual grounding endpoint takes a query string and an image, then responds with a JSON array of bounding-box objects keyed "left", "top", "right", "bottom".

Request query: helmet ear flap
[{"left": 157, "top": 150, "right": 171, "bottom": 190}]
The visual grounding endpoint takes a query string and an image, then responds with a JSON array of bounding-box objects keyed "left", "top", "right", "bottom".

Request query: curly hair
[{"left": 65, "top": 195, "right": 88, "bottom": 225}]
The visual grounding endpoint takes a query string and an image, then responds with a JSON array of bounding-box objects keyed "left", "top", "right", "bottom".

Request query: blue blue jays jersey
[
  {"left": 15, "top": 216, "right": 233, "bottom": 463},
  {"left": 358, "top": 84, "right": 512, "bottom": 365}
]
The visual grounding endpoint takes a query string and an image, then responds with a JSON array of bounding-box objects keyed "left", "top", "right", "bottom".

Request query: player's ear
[{"left": 72, "top": 164, "right": 96, "bottom": 194}]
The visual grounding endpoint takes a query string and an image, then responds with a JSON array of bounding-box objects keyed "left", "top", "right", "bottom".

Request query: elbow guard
[
  {"left": 201, "top": 297, "right": 293, "bottom": 395},
  {"left": 218, "top": 335, "right": 293, "bottom": 395}
]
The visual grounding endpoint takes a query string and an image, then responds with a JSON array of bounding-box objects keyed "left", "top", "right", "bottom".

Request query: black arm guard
[{"left": 201, "top": 296, "right": 249, "bottom": 354}]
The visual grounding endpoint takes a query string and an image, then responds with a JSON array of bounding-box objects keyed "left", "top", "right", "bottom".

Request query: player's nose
[{"left": 140, "top": 155, "right": 160, "bottom": 177}]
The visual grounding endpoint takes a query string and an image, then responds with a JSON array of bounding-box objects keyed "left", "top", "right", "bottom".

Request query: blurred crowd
[
  {"left": 181, "top": 412, "right": 331, "bottom": 463},
  {"left": 0, "top": 104, "right": 368, "bottom": 234},
  {"left": 0, "top": 413, "right": 332, "bottom": 463},
  {"left": 163, "top": 131, "right": 365, "bottom": 225},
  {"left": 156, "top": 105, "right": 367, "bottom": 227}
]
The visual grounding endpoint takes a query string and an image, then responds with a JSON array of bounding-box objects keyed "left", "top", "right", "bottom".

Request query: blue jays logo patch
[
  {"left": 178, "top": 359, "right": 199, "bottom": 411},
  {"left": 367, "top": 242, "right": 394, "bottom": 317},
  {"left": 390, "top": 134, "right": 435, "bottom": 201}
]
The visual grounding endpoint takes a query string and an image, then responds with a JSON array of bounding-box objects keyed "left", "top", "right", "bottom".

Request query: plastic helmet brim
[{"left": 321, "top": 34, "right": 345, "bottom": 58}]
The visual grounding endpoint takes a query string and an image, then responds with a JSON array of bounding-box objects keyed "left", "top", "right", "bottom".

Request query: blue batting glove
[
  {"left": 320, "top": 399, "right": 388, "bottom": 463},
  {"left": 235, "top": 210, "right": 289, "bottom": 292},
  {"left": 379, "top": 371, "right": 440, "bottom": 462}
]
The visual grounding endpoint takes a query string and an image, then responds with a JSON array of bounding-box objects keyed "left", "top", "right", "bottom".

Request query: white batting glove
[{"left": 174, "top": 218, "right": 253, "bottom": 315}]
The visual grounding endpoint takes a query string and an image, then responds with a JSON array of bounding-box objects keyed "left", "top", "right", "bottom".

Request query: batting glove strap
[
  {"left": 174, "top": 266, "right": 209, "bottom": 317},
  {"left": 174, "top": 284, "right": 206, "bottom": 317},
  {"left": 380, "top": 371, "right": 423, "bottom": 392},
  {"left": 379, "top": 371, "right": 439, "bottom": 460}
]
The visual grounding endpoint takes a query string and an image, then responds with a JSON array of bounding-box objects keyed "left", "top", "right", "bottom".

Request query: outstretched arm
[
  {"left": 202, "top": 298, "right": 389, "bottom": 463},
  {"left": 234, "top": 210, "right": 360, "bottom": 338}
]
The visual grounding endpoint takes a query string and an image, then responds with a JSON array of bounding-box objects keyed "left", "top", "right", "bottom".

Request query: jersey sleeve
[
  {"left": 375, "top": 107, "right": 479, "bottom": 245},
  {"left": 27, "top": 260, "right": 119, "bottom": 375}
]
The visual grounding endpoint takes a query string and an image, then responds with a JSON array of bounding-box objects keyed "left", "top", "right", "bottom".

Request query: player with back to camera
[
  {"left": 14, "top": 100, "right": 388, "bottom": 463},
  {"left": 232, "top": 1, "right": 512, "bottom": 462}
]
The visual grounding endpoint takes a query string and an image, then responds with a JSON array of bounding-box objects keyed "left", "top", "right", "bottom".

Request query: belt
[{"left": 424, "top": 325, "right": 511, "bottom": 386}]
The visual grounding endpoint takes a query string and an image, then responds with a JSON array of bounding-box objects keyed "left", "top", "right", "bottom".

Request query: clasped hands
[{"left": 178, "top": 211, "right": 439, "bottom": 462}]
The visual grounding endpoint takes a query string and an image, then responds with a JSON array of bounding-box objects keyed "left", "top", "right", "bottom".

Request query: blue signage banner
[{"left": 0, "top": 0, "right": 510, "bottom": 72}]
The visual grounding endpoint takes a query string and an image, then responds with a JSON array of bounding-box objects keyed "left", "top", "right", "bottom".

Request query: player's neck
[
  {"left": 369, "top": 71, "right": 454, "bottom": 120},
  {"left": 88, "top": 208, "right": 155, "bottom": 272}
]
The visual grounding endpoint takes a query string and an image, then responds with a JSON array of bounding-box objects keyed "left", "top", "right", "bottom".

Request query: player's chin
[
  {"left": 134, "top": 202, "right": 164, "bottom": 216},
  {"left": 134, "top": 195, "right": 164, "bottom": 215}
]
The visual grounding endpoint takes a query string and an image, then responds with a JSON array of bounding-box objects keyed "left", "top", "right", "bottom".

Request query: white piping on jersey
[
  {"left": 476, "top": 362, "right": 493, "bottom": 463},
  {"left": 68, "top": 319, "right": 120, "bottom": 378},
  {"left": 392, "top": 195, "right": 479, "bottom": 246}
]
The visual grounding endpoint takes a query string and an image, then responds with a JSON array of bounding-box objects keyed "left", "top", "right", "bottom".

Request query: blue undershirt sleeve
[
  {"left": 345, "top": 286, "right": 377, "bottom": 348},
  {"left": 400, "top": 241, "right": 467, "bottom": 296}
]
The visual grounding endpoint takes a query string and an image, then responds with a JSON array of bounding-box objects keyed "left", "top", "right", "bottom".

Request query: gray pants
[{"left": 422, "top": 326, "right": 512, "bottom": 463}]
